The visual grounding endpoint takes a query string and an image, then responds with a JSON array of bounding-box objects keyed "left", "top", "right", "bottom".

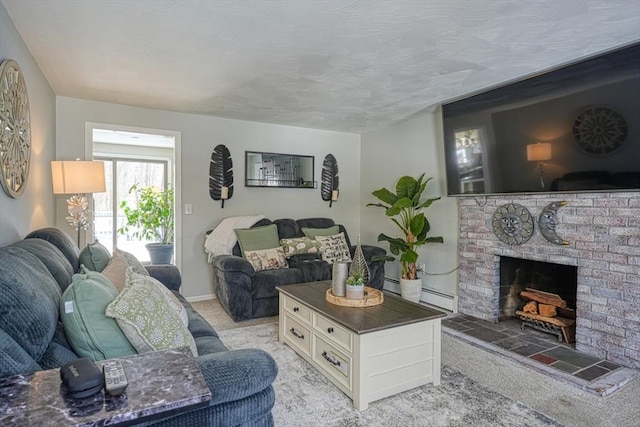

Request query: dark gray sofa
[
  {"left": 210, "top": 217, "right": 386, "bottom": 322},
  {"left": 0, "top": 228, "right": 277, "bottom": 426}
]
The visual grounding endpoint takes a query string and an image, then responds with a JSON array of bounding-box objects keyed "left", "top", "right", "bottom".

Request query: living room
[{"left": 1, "top": 1, "right": 639, "bottom": 426}]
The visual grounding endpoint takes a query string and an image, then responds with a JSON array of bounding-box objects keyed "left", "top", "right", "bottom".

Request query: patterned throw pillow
[
  {"left": 315, "top": 233, "right": 351, "bottom": 264},
  {"left": 244, "top": 247, "right": 289, "bottom": 272},
  {"left": 279, "top": 237, "right": 321, "bottom": 258},
  {"left": 106, "top": 268, "right": 198, "bottom": 357},
  {"left": 101, "top": 249, "right": 149, "bottom": 292}
]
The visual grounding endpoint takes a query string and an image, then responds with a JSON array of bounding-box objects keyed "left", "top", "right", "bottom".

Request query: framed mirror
[{"left": 245, "top": 151, "right": 315, "bottom": 188}]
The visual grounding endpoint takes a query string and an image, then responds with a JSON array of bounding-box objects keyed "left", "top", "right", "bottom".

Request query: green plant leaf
[
  {"left": 387, "top": 197, "right": 413, "bottom": 216},
  {"left": 371, "top": 187, "right": 397, "bottom": 206},
  {"left": 396, "top": 176, "right": 417, "bottom": 199},
  {"left": 409, "top": 213, "right": 425, "bottom": 236}
]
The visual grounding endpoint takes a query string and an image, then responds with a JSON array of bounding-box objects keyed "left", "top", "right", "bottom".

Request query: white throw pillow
[{"left": 315, "top": 233, "right": 351, "bottom": 264}]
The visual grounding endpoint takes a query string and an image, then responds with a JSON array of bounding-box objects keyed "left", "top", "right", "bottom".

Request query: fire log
[
  {"left": 523, "top": 301, "right": 538, "bottom": 314},
  {"left": 520, "top": 288, "right": 567, "bottom": 308},
  {"left": 538, "top": 304, "right": 557, "bottom": 317}
]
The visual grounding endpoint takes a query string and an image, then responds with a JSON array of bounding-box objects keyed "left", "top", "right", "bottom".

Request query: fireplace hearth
[{"left": 456, "top": 192, "right": 639, "bottom": 369}]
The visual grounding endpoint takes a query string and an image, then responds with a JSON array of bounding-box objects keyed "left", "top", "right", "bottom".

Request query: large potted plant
[
  {"left": 118, "top": 184, "right": 174, "bottom": 264},
  {"left": 368, "top": 174, "right": 443, "bottom": 302}
]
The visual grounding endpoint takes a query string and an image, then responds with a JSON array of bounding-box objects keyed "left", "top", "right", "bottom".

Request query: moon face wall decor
[
  {"left": 492, "top": 203, "right": 534, "bottom": 245},
  {"left": 539, "top": 201, "right": 569, "bottom": 245}
]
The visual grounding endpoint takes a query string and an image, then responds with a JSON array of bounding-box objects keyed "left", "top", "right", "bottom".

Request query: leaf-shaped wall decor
[
  {"left": 209, "top": 144, "right": 234, "bottom": 202},
  {"left": 321, "top": 154, "right": 339, "bottom": 204}
]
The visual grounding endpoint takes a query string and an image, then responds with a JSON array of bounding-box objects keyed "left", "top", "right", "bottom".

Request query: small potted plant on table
[{"left": 345, "top": 271, "right": 365, "bottom": 300}]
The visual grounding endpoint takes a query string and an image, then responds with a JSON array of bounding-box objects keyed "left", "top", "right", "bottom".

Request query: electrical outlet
[
  {"left": 418, "top": 263, "right": 426, "bottom": 273},
  {"left": 184, "top": 203, "right": 193, "bottom": 215}
]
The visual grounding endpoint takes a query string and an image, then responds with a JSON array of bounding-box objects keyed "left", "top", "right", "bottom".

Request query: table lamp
[
  {"left": 51, "top": 159, "right": 106, "bottom": 246},
  {"left": 527, "top": 142, "right": 552, "bottom": 190}
]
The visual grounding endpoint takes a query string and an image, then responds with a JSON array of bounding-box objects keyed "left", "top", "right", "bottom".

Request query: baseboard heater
[{"left": 383, "top": 277, "right": 458, "bottom": 312}]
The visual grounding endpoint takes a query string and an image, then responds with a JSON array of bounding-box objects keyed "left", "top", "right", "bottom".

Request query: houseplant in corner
[
  {"left": 368, "top": 174, "right": 443, "bottom": 302},
  {"left": 118, "top": 184, "right": 174, "bottom": 264}
]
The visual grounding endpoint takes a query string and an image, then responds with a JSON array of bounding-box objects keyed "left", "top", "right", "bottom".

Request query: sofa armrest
[
  {"left": 197, "top": 348, "right": 278, "bottom": 405},
  {"left": 145, "top": 264, "right": 182, "bottom": 292},
  {"left": 211, "top": 255, "right": 255, "bottom": 321}
]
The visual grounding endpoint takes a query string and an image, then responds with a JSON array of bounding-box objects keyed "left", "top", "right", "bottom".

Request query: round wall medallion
[
  {"left": 492, "top": 203, "right": 534, "bottom": 245},
  {"left": 0, "top": 59, "right": 31, "bottom": 198},
  {"left": 572, "top": 106, "right": 627, "bottom": 156}
]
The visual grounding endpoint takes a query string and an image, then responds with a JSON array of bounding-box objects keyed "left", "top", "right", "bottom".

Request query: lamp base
[{"left": 66, "top": 194, "right": 90, "bottom": 247}]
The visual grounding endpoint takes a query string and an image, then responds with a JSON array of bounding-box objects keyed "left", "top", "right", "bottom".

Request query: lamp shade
[
  {"left": 526, "top": 143, "right": 552, "bottom": 162},
  {"left": 51, "top": 160, "right": 106, "bottom": 194}
]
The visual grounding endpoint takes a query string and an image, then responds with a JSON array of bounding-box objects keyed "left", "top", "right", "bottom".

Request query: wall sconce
[
  {"left": 220, "top": 186, "right": 229, "bottom": 208},
  {"left": 51, "top": 159, "right": 106, "bottom": 246},
  {"left": 527, "top": 142, "right": 552, "bottom": 190}
]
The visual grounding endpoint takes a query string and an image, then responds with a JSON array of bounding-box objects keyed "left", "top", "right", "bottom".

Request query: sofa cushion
[
  {"left": 106, "top": 269, "right": 198, "bottom": 357},
  {"left": 0, "top": 328, "right": 42, "bottom": 378},
  {"left": 252, "top": 268, "right": 304, "bottom": 299},
  {"left": 101, "top": 248, "right": 149, "bottom": 291},
  {"left": 25, "top": 227, "right": 80, "bottom": 272},
  {"left": 244, "top": 247, "right": 289, "bottom": 272},
  {"left": 279, "top": 237, "right": 321, "bottom": 258},
  {"left": 60, "top": 270, "right": 136, "bottom": 361},
  {"left": 12, "top": 238, "right": 75, "bottom": 292},
  {"left": 315, "top": 233, "right": 351, "bottom": 264},
  {"left": 0, "top": 246, "right": 61, "bottom": 363},
  {"left": 235, "top": 224, "right": 280, "bottom": 257},
  {"left": 302, "top": 225, "right": 340, "bottom": 239},
  {"left": 79, "top": 240, "right": 111, "bottom": 272},
  {"left": 273, "top": 218, "right": 301, "bottom": 239}
]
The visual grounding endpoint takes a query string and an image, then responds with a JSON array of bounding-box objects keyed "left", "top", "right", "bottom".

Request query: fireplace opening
[{"left": 499, "top": 256, "right": 578, "bottom": 342}]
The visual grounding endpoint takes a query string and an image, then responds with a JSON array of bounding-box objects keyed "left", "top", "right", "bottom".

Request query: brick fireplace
[{"left": 457, "top": 192, "right": 639, "bottom": 369}]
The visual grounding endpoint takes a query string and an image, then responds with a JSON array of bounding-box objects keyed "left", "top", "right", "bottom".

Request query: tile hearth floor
[{"left": 442, "top": 314, "right": 637, "bottom": 396}]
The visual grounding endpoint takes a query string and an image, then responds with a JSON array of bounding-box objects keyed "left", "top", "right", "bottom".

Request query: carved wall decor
[
  {"left": 321, "top": 154, "right": 339, "bottom": 207},
  {"left": 0, "top": 59, "right": 31, "bottom": 198},
  {"left": 572, "top": 106, "right": 627, "bottom": 155},
  {"left": 492, "top": 203, "right": 534, "bottom": 245},
  {"left": 209, "top": 144, "right": 233, "bottom": 208},
  {"left": 539, "top": 201, "right": 569, "bottom": 245}
]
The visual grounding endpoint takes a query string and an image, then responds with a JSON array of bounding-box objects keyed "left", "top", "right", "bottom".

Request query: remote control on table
[{"left": 103, "top": 360, "right": 128, "bottom": 396}]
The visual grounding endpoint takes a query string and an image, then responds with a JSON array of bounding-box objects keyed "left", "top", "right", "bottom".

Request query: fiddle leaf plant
[
  {"left": 118, "top": 184, "right": 174, "bottom": 244},
  {"left": 367, "top": 173, "right": 443, "bottom": 280}
]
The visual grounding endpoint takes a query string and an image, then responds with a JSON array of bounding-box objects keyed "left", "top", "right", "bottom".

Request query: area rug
[{"left": 218, "top": 323, "right": 562, "bottom": 427}]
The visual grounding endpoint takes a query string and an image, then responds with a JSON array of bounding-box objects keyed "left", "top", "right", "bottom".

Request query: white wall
[
  {"left": 0, "top": 3, "right": 56, "bottom": 245},
  {"left": 56, "top": 97, "right": 361, "bottom": 298},
  {"left": 360, "top": 109, "right": 459, "bottom": 297}
]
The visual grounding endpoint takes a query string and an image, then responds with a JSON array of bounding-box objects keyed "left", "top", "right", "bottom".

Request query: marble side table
[{"left": 0, "top": 347, "right": 211, "bottom": 426}]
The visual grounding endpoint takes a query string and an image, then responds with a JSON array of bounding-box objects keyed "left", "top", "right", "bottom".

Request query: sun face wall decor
[
  {"left": 492, "top": 203, "right": 534, "bottom": 245},
  {"left": 0, "top": 59, "right": 31, "bottom": 198}
]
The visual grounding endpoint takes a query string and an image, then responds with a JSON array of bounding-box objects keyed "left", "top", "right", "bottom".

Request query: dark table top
[
  {"left": 0, "top": 347, "right": 211, "bottom": 427},
  {"left": 277, "top": 281, "right": 447, "bottom": 334}
]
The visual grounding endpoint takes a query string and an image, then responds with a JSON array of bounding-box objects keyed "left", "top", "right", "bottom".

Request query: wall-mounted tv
[{"left": 442, "top": 42, "right": 640, "bottom": 196}]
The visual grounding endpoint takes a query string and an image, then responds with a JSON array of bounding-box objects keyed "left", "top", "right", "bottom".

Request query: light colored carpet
[{"left": 193, "top": 298, "right": 640, "bottom": 426}]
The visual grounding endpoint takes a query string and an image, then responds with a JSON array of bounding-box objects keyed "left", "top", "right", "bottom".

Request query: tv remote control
[{"left": 103, "top": 360, "right": 128, "bottom": 396}]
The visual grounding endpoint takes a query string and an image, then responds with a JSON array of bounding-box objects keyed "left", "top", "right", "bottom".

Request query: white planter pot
[
  {"left": 399, "top": 278, "right": 422, "bottom": 303},
  {"left": 345, "top": 285, "right": 364, "bottom": 300}
]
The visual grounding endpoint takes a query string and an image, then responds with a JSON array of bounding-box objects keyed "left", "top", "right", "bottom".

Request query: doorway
[{"left": 86, "top": 123, "right": 181, "bottom": 268}]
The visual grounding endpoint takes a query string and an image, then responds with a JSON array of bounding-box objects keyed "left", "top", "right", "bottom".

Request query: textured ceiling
[{"left": 2, "top": 0, "right": 639, "bottom": 133}]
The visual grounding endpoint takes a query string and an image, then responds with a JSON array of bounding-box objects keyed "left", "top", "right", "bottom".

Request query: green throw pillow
[
  {"left": 106, "top": 268, "right": 198, "bottom": 357},
  {"left": 302, "top": 225, "right": 340, "bottom": 239},
  {"left": 60, "top": 271, "right": 137, "bottom": 361},
  {"left": 78, "top": 240, "right": 111, "bottom": 272},
  {"left": 235, "top": 224, "right": 280, "bottom": 257}
]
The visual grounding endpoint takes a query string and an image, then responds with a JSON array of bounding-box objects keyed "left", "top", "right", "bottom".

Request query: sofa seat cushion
[
  {"left": 60, "top": 270, "right": 136, "bottom": 361},
  {"left": 0, "top": 328, "right": 42, "bottom": 378},
  {"left": 0, "top": 247, "right": 61, "bottom": 362},
  {"left": 252, "top": 268, "right": 304, "bottom": 299},
  {"left": 288, "top": 258, "right": 332, "bottom": 283}
]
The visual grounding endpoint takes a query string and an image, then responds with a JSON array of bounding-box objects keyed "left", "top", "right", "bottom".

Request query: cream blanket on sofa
[{"left": 204, "top": 215, "right": 266, "bottom": 263}]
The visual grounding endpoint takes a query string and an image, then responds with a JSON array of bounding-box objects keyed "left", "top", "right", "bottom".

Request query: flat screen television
[{"left": 442, "top": 42, "right": 640, "bottom": 196}]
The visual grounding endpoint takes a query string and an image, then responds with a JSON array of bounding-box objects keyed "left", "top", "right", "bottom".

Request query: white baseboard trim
[
  {"left": 185, "top": 294, "right": 216, "bottom": 302},
  {"left": 384, "top": 278, "right": 458, "bottom": 312}
]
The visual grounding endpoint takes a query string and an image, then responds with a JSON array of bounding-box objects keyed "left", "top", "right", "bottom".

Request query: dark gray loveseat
[
  {"left": 210, "top": 217, "right": 386, "bottom": 322},
  {"left": 0, "top": 228, "right": 277, "bottom": 426}
]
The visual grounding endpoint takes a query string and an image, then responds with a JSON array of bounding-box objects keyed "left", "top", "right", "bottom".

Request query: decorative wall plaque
[
  {"left": 209, "top": 144, "right": 233, "bottom": 208},
  {"left": 572, "top": 106, "right": 627, "bottom": 155},
  {"left": 538, "top": 201, "right": 569, "bottom": 245},
  {"left": 0, "top": 59, "right": 31, "bottom": 198},
  {"left": 492, "top": 203, "right": 534, "bottom": 245}
]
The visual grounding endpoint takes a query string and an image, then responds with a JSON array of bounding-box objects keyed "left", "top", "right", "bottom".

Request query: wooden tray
[{"left": 326, "top": 287, "right": 384, "bottom": 307}]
